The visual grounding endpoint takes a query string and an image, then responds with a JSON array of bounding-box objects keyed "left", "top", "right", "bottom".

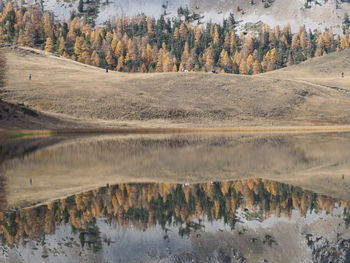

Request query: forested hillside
[{"left": 1, "top": 2, "right": 350, "bottom": 74}]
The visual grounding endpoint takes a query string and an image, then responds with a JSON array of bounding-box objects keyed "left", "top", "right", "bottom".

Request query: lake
[{"left": 0, "top": 133, "right": 349, "bottom": 262}]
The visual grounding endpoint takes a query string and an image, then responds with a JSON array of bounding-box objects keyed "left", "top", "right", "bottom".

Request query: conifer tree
[
  {"left": 105, "top": 49, "right": 115, "bottom": 67},
  {"left": 44, "top": 37, "right": 54, "bottom": 52},
  {"left": 58, "top": 36, "right": 66, "bottom": 55},
  {"left": 239, "top": 60, "right": 247, "bottom": 74},
  {"left": 91, "top": 50, "right": 100, "bottom": 67},
  {"left": 252, "top": 60, "right": 262, "bottom": 75}
]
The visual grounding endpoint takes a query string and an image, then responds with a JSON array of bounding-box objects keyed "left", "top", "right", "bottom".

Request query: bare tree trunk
[{"left": 0, "top": 0, "right": 3, "bottom": 12}]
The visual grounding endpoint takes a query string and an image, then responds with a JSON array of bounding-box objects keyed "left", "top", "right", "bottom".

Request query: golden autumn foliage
[
  {"left": 0, "top": 4, "right": 346, "bottom": 76},
  {"left": 0, "top": 178, "right": 348, "bottom": 246}
]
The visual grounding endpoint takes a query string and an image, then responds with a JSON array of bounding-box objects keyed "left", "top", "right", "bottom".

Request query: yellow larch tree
[
  {"left": 239, "top": 59, "right": 248, "bottom": 74},
  {"left": 291, "top": 34, "right": 299, "bottom": 50},
  {"left": 246, "top": 54, "right": 254, "bottom": 72},
  {"left": 194, "top": 27, "right": 202, "bottom": 44},
  {"left": 114, "top": 40, "right": 124, "bottom": 58},
  {"left": 44, "top": 37, "right": 54, "bottom": 52},
  {"left": 58, "top": 36, "right": 66, "bottom": 55},
  {"left": 340, "top": 36, "right": 349, "bottom": 49},
  {"left": 105, "top": 49, "right": 115, "bottom": 67},
  {"left": 111, "top": 32, "right": 119, "bottom": 51},
  {"left": 116, "top": 55, "right": 124, "bottom": 71},
  {"left": 74, "top": 36, "right": 84, "bottom": 58},
  {"left": 91, "top": 50, "right": 100, "bottom": 67},
  {"left": 203, "top": 45, "right": 214, "bottom": 71},
  {"left": 181, "top": 42, "right": 190, "bottom": 70},
  {"left": 179, "top": 23, "right": 188, "bottom": 38},
  {"left": 219, "top": 49, "right": 230, "bottom": 71},
  {"left": 213, "top": 25, "right": 220, "bottom": 45},
  {"left": 252, "top": 60, "right": 262, "bottom": 75}
]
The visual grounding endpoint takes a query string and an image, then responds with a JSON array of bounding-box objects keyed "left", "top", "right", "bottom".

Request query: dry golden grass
[{"left": 2, "top": 46, "right": 350, "bottom": 130}]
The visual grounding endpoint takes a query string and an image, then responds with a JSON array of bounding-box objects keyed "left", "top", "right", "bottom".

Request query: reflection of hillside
[
  {"left": 1, "top": 178, "right": 349, "bottom": 246},
  {"left": 0, "top": 173, "right": 5, "bottom": 211},
  {"left": 0, "top": 137, "right": 67, "bottom": 165},
  {"left": 4, "top": 133, "right": 350, "bottom": 210},
  {"left": 0, "top": 136, "right": 72, "bottom": 211}
]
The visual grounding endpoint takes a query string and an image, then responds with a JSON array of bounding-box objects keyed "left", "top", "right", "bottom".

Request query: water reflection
[
  {"left": 3, "top": 133, "right": 350, "bottom": 211},
  {"left": 1, "top": 179, "right": 349, "bottom": 262}
]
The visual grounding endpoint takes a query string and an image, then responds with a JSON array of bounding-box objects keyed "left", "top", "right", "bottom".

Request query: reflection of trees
[
  {"left": 0, "top": 178, "right": 349, "bottom": 246},
  {"left": 0, "top": 171, "right": 6, "bottom": 211}
]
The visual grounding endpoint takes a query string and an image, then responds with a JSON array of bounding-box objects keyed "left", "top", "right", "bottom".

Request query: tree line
[
  {"left": 0, "top": 178, "right": 348, "bottom": 246},
  {"left": 0, "top": 2, "right": 350, "bottom": 74}
]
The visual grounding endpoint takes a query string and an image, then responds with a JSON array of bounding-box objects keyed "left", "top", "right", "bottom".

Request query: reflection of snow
[{"left": 3, "top": 206, "right": 348, "bottom": 262}]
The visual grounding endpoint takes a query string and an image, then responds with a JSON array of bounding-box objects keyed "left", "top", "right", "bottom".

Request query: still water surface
[{"left": 0, "top": 133, "right": 350, "bottom": 263}]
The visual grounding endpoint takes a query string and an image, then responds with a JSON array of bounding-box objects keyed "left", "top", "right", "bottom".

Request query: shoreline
[
  {"left": 3, "top": 125, "right": 350, "bottom": 139},
  {"left": 3, "top": 176, "right": 347, "bottom": 212}
]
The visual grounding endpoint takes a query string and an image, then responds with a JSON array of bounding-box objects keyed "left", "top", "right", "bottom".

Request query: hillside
[
  {"left": 25, "top": 0, "right": 350, "bottom": 32},
  {"left": 2, "top": 46, "right": 350, "bottom": 129}
]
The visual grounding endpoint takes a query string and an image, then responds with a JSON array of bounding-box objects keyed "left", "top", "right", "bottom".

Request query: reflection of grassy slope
[
  {"left": 4, "top": 133, "right": 350, "bottom": 209},
  {"left": 0, "top": 136, "right": 67, "bottom": 164}
]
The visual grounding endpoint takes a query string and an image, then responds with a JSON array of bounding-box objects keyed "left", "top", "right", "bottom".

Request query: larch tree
[
  {"left": 252, "top": 60, "right": 262, "bottom": 75},
  {"left": 114, "top": 40, "right": 124, "bottom": 58},
  {"left": 204, "top": 45, "right": 214, "bottom": 71},
  {"left": 105, "top": 49, "right": 115, "bottom": 67},
  {"left": 340, "top": 36, "right": 349, "bottom": 49},
  {"left": 181, "top": 42, "right": 190, "bottom": 70},
  {"left": 44, "top": 37, "right": 54, "bottom": 52},
  {"left": 194, "top": 27, "right": 202, "bottom": 44},
  {"left": 219, "top": 49, "right": 230, "bottom": 71},
  {"left": 91, "top": 50, "right": 100, "bottom": 67},
  {"left": 291, "top": 34, "right": 300, "bottom": 50},
  {"left": 239, "top": 59, "right": 248, "bottom": 74},
  {"left": 246, "top": 54, "right": 254, "bottom": 72},
  {"left": 74, "top": 36, "right": 84, "bottom": 58},
  {"left": 111, "top": 32, "right": 119, "bottom": 50},
  {"left": 172, "top": 58, "right": 178, "bottom": 72},
  {"left": 179, "top": 23, "right": 188, "bottom": 38},
  {"left": 213, "top": 25, "right": 220, "bottom": 45},
  {"left": 322, "top": 31, "right": 332, "bottom": 51},
  {"left": 43, "top": 12, "right": 54, "bottom": 38},
  {"left": 20, "top": 23, "right": 35, "bottom": 47},
  {"left": 116, "top": 55, "right": 124, "bottom": 71},
  {"left": 58, "top": 36, "right": 66, "bottom": 55}
]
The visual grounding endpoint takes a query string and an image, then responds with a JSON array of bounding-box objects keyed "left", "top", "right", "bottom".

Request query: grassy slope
[{"left": 2, "top": 46, "right": 350, "bottom": 129}]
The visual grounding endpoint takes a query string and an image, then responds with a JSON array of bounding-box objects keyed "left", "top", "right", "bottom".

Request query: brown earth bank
[{"left": 2, "top": 46, "right": 350, "bottom": 130}]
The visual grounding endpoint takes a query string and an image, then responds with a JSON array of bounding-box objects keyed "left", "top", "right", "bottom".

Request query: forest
[
  {"left": 0, "top": 178, "right": 349, "bottom": 247},
  {"left": 1, "top": 2, "right": 350, "bottom": 74}
]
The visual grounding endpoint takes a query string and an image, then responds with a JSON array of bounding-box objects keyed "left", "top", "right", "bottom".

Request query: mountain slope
[
  {"left": 26, "top": 0, "right": 350, "bottom": 32},
  {"left": 2, "top": 46, "right": 350, "bottom": 129}
]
